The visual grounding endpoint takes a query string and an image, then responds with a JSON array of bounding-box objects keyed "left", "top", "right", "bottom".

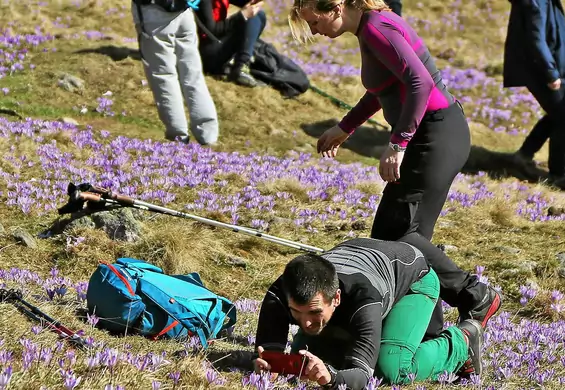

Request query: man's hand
[
  {"left": 299, "top": 350, "right": 332, "bottom": 386},
  {"left": 253, "top": 346, "right": 279, "bottom": 381},
  {"left": 379, "top": 146, "right": 404, "bottom": 182},
  {"left": 241, "top": 0, "right": 263, "bottom": 19},
  {"left": 317, "top": 125, "right": 350, "bottom": 158},
  {"left": 548, "top": 78, "right": 562, "bottom": 90}
]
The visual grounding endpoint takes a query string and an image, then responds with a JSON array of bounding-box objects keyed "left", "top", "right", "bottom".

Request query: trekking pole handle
[
  {"left": 78, "top": 192, "right": 103, "bottom": 202},
  {"left": 107, "top": 193, "right": 135, "bottom": 206}
]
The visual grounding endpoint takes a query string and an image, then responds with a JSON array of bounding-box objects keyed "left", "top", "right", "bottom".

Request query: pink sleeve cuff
[{"left": 389, "top": 133, "right": 410, "bottom": 148}]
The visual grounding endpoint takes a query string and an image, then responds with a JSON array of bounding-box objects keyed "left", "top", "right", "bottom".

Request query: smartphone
[{"left": 261, "top": 351, "right": 307, "bottom": 376}]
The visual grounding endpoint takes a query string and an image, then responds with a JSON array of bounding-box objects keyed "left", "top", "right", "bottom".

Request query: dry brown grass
[{"left": 1, "top": 0, "right": 565, "bottom": 388}]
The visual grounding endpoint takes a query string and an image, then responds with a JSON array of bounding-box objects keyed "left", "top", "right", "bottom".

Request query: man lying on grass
[{"left": 252, "top": 234, "right": 497, "bottom": 389}]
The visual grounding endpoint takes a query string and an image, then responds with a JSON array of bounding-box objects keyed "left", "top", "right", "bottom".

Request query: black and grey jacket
[{"left": 254, "top": 238, "right": 429, "bottom": 390}]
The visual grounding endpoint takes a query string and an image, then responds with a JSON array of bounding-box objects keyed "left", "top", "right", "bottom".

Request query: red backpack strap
[{"left": 212, "top": 0, "right": 230, "bottom": 21}]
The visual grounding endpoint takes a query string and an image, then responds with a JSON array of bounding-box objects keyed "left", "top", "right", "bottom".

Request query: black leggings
[
  {"left": 370, "top": 102, "right": 486, "bottom": 337},
  {"left": 519, "top": 79, "right": 565, "bottom": 176}
]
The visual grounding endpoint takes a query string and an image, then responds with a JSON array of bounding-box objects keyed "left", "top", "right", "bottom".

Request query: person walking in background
[
  {"left": 132, "top": 0, "right": 219, "bottom": 145},
  {"left": 384, "top": 0, "right": 401, "bottom": 16},
  {"left": 503, "top": 0, "right": 565, "bottom": 190},
  {"left": 195, "top": 0, "right": 267, "bottom": 87},
  {"left": 288, "top": 0, "right": 501, "bottom": 340}
]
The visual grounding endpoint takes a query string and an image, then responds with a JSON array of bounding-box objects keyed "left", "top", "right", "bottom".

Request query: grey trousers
[{"left": 132, "top": 4, "right": 219, "bottom": 145}]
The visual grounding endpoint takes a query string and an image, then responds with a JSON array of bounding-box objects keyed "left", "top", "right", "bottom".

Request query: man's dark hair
[{"left": 281, "top": 254, "right": 339, "bottom": 305}]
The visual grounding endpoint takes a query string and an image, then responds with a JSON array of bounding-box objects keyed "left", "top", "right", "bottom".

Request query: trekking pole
[
  {"left": 0, "top": 289, "right": 88, "bottom": 349},
  {"left": 309, "top": 85, "right": 389, "bottom": 130},
  {"left": 58, "top": 183, "right": 324, "bottom": 253}
]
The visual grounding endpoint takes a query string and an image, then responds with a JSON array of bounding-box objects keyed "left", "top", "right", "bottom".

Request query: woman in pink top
[{"left": 289, "top": 0, "right": 501, "bottom": 343}]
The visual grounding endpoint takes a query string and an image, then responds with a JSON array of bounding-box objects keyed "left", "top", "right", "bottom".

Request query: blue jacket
[{"left": 503, "top": 0, "right": 565, "bottom": 87}]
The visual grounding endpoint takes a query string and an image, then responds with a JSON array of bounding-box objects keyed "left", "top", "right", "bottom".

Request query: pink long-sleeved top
[{"left": 339, "top": 10, "right": 456, "bottom": 148}]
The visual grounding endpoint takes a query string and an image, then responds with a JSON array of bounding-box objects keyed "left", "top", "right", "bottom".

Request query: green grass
[{"left": 1, "top": 0, "right": 565, "bottom": 389}]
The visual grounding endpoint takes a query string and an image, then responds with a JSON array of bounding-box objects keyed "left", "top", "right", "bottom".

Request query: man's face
[{"left": 288, "top": 290, "right": 341, "bottom": 335}]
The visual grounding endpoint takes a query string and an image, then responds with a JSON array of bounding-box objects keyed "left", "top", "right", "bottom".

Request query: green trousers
[{"left": 291, "top": 269, "right": 469, "bottom": 385}]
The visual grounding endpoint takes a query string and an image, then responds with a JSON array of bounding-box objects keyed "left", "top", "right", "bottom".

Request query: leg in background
[
  {"left": 176, "top": 10, "right": 219, "bottom": 145},
  {"left": 133, "top": 5, "right": 190, "bottom": 142}
]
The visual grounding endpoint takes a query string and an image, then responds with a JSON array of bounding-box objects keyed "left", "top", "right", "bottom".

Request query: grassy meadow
[{"left": 1, "top": 0, "right": 565, "bottom": 388}]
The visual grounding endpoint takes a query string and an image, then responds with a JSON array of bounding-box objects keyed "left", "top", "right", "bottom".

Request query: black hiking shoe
[
  {"left": 228, "top": 64, "right": 265, "bottom": 88},
  {"left": 459, "top": 286, "right": 502, "bottom": 328},
  {"left": 456, "top": 319, "right": 484, "bottom": 377}
]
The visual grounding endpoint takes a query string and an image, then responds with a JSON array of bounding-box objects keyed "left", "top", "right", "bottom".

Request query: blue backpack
[{"left": 86, "top": 258, "right": 237, "bottom": 348}]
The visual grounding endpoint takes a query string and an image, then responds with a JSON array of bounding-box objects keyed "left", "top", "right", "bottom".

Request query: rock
[
  {"left": 57, "top": 73, "right": 85, "bottom": 93},
  {"left": 59, "top": 117, "right": 79, "bottom": 126},
  {"left": 525, "top": 279, "right": 540, "bottom": 292},
  {"left": 12, "top": 228, "right": 38, "bottom": 249},
  {"left": 64, "top": 215, "right": 97, "bottom": 231},
  {"left": 442, "top": 244, "right": 459, "bottom": 253},
  {"left": 437, "top": 220, "right": 455, "bottom": 229},
  {"left": 557, "top": 252, "right": 565, "bottom": 278},
  {"left": 493, "top": 246, "right": 521, "bottom": 254},
  {"left": 351, "top": 220, "right": 367, "bottom": 231},
  {"left": 91, "top": 209, "right": 142, "bottom": 242},
  {"left": 226, "top": 257, "right": 247, "bottom": 269},
  {"left": 518, "top": 260, "right": 537, "bottom": 273},
  {"left": 437, "top": 48, "right": 456, "bottom": 60},
  {"left": 548, "top": 206, "right": 565, "bottom": 216},
  {"left": 270, "top": 216, "right": 293, "bottom": 226},
  {"left": 269, "top": 127, "right": 285, "bottom": 136},
  {"left": 324, "top": 223, "right": 340, "bottom": 232}
]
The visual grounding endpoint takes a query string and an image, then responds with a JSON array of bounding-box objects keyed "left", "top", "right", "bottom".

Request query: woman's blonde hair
[{"left": 289, "top": 0, "right": 390, "bottom": 43}]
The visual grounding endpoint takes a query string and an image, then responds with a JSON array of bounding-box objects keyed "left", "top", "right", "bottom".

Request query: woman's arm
[{"left": 338, "top": 92, "right": 382, "bottom": 135}]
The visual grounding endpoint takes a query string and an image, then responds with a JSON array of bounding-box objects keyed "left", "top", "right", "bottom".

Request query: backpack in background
[
  {"left": 250, "top": 39, "right": 310, "bottom": 98},
  {"left": 86, "top": 258, "right": 237, "bottom": 348}
]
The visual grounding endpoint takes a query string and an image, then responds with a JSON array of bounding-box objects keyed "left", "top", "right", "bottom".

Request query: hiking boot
[
  {"left": 459, "top": 285, "right": 502, "bottom": 328},
  {"left": 228, "top": 64, "right": 265, "bottom": 88},
  {"left": 548, "top": 174, "right": 565, "bottom": 190},
  {"left": 456, "top": 319, "right": 484, "bottom": 377}
]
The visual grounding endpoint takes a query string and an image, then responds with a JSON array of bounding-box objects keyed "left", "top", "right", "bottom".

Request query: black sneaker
[
  {"left": 459, "top": 285, "right": 502, "bottom": 328},
  {"left": 228, "top": 65, "right": 265, "bottom": 88},
  {"left": 456, "top": 319, "right": 484, "bottom": 377}
]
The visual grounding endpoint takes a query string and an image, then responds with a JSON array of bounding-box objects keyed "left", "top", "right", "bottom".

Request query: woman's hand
[
  {"left": 317, "top": 125, "right": 350, "bottom": 158},
  {"left": 379, "top": 146, "right": 404, "bottom": 182},
  {"left": 241, "top": 0, "right": 263, "bottom": 20},
  {"left": 299, "top": 350, "right": 332, "bottom": 386}
]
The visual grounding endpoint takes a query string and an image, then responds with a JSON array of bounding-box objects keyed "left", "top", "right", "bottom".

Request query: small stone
[
  {"left": 65, "top": 215, "right": 96, "bottom": 231},
  {"left": 557, "top": 252, "right": 565, "bottom": 278},
  {"left": 324, "top": 223, "right": 340, "bottom": 232},
  {"left": 548, "top": 206, "right": 565, "bottom": 216},
  {"left": 442, "top": 244, "right": 459, "bottom": 253},
  {"left": 59, "top": 117, "right": 79, "bottom": 126},
  {"left": 57, "top": 73, "right": 85, "bottom": 92},
  {"left": 518, "top": 260, "right": 537, "bottom": 273},
  {"left": 270, "top": 216, "right": 292, "bottom": 226},
  {"left": 12, "top": 228, "right": 38, "bottom": 249},
  {"left": 437, "top": 220, "right": 455, "bottom": 229},
  {"left": 493, "top": 246, "right": 521, "bottom": 254},
  {"left": 226, "top": 257, "right": 247, "bottom": 269},
  {"left": 351, "top": 220, "right": 367, "bottom": 231},
  {"left": 91, "top": 209, "right": 142, "bottom": 242}
]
